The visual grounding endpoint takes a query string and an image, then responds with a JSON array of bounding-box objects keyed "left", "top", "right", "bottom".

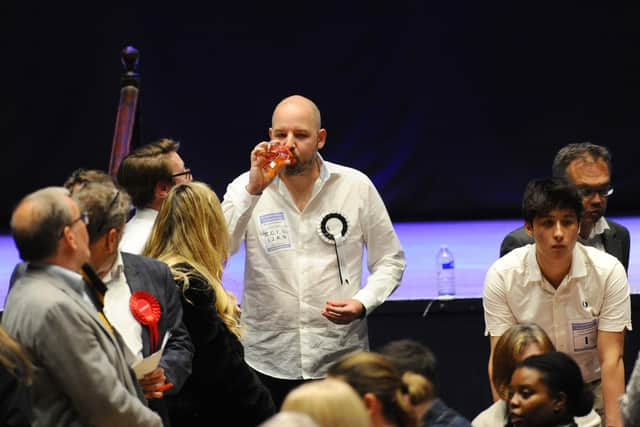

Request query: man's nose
[
  {"left": 590, "top": 192, "right": 604, "bottom": 204},
  {"left": 554, "top": 222, "right": 564, "bottom": 239}
]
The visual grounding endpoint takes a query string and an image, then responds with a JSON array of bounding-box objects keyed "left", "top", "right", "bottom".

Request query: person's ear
[
  {"left": 363, "top": 392, "right": 381, "bottom": 417},
  {"left": 525, "top": 221, "right": 534, "bottom": 237},
  {"left": 552, "top": 392, "right": 567, "bottom": 414},
  {"left": 155, "top": 181, "right": 172, "bottom": 201},
  {"left": 317, "top": 128, "right": 327, "bottom": 150},
  {"left": 106, "top": 227, "right": 121, "bottom": 252}
]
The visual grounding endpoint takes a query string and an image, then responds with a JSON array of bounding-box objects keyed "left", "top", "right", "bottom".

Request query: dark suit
[
  {"left": 120, "top": 253, "right": 194, "bottom": 426},
  {"left": 2, "top": 264, "right": 162, "bottom": 427},
  {"left": 500, "top": 218, "right": 630, "bottom": 272}
]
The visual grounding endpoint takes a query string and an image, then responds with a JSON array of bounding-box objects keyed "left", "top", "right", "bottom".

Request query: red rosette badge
[{"left": 130, "top": 291, "right": 162, "bottom": 353}]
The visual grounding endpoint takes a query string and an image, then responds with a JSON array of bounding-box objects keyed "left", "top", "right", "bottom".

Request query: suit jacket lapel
[
  {"left": 602, "top": 221, "right": 622, "bottom": 262},
  {"left": 122, "top": 254, "right": 152, "bottom": 357}
]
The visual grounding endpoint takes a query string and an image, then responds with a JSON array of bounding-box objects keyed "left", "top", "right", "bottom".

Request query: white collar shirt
[
  {"left": 119, "top": 208, "right": 158, "bottom": 255},
  {"left": 580, "top": 216, "right": 610, "bottom": 251},
  {"left": 222, "top": 154, "right": 406, "bottom": 379},
  {"left": 102, "top": 251, "right": 143, "bottom": 364},
  {"left": 483, "top": 243, "right": 631, "bottom": 382}
]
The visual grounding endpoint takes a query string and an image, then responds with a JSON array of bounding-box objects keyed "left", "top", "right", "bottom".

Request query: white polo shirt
[
  {"left": 483, "top": 243, "right": 631, "bottom": 382},
  {"left": 119, "top": 208, "right": 158, "bottom": 255}
]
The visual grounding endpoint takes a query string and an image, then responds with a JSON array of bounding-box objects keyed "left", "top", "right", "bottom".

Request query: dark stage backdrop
[{"left": 3, "top": 3, "right": 640, "bottom": 230}]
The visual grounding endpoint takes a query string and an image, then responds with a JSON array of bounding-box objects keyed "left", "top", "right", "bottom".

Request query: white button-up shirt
[
  {"left": 222, "top": 155, "right": 406, "bottom": 379},
  {"left": 483, "top": 243, "right": 631, "bottom": 382},
  {"left": 102, "top": 251, "right": 143, "bottom": 365},
  {"left": 120, "top": 208, "right": 158, "bottom": 255}
]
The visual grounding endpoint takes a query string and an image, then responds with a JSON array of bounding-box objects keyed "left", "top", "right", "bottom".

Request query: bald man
[
  {"left": 222, "top": 95, "right": 406, "bottom": 406},
  {"left": 3, "top": 187, "right": 161, "bottom": 427}
]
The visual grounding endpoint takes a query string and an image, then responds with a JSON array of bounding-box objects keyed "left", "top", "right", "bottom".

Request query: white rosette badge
[{"left": 318, "top": 212, "right": 350, "bottom": 286}]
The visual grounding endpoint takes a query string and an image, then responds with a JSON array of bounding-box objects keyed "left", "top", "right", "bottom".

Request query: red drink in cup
[{"left": 262, "top": 142, "right": 295, "bottom": 178}]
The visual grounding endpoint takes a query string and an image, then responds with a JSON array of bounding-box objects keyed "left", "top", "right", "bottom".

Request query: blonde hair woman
[
  {"left": 144, "top": 181, "right": 274, "bottom": 426},
  {"left": 282, "top": 378, "right": 372, "bottom": 427}
]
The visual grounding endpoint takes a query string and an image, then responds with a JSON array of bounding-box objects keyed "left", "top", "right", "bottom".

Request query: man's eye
[
  {"left": 562, "top": 220, "right": 576, "bottom": 227},
  {"left": 295, "top": 133, "right": 309, "bottom": 139},
  {"left": 542, "top": 220, "right": 554, "bottom": 227}
]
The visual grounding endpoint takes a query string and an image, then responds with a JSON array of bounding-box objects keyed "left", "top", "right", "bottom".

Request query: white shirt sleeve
[
  {"left": 221, "top": 172, "right": 261, "bottom": 255},
  {"left": 599, "top": 260, "right": 632, "bottom": 332},
  {"left": 352, "top": 180, "right": 406, "bottom": 314},
  {"left": 483, "top": 264, "right": 516, "bottom": 336}
]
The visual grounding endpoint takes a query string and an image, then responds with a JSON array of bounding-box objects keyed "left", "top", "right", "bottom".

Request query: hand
[
  {"left": 245, "top": 141, "right": 291, "bottom": 195},
  {"left": 322, "top": 299, "right": 365, "bottom": 324},
  {"left": 139, "top": 367, "right": 167, "bottom": 400}
]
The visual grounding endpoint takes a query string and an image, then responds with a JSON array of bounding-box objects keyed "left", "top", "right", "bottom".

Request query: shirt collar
[
  {"left": 588, "top": 216, "right": 610, "bottom": 239},
  {"left": 523, "top": 243, "right": 587, "bottom": 287},
  {"left": 102, "top": 251, "right": 125, "bottom": 284},
  {"left": 37, "top": 263, "right": 87, "bottom": 297},
  {"left": 134, "top": 207, "right": 158, "bottom": 219}
]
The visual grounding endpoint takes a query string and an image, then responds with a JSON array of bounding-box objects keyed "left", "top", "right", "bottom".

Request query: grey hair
[
  {"left": 72, "top": 181, "right": 131, "bottom": 244},
  {"left": 11, "top": 187, "right": 72, "bottom": 262},
  {"left": 552, "top": 142, "right": 611, "bottom": 180}
]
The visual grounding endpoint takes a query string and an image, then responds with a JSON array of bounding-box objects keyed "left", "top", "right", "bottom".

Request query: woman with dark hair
[
  {"left": 473, "top": 323, "right": 599, "bottom": 427},
  {"left": 509, "top": 351, "right": 594, "bottom": 427}
]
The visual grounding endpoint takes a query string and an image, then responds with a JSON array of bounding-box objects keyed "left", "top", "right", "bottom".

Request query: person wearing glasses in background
[
  {"left": 72, "top": 174, "right": 194, "bottom": 426},
  {"left": 484, "top": 178, "right": 631, "bottom": 427},
  {"left": 2, "top": 187, "right": 162, "bottom": 426},
  {"left": 117, "top": 138, "right": 193, "bottom": 255},
  {"left": 500, "top": 143, "right": 630, "bottom": 272}
]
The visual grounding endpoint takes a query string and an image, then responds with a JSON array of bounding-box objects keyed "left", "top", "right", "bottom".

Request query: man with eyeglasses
[
  {"left": 3, "top": 187, "right": 162, "bottom": 426},
  {"left": 117, "top": 138, "right": 192, "bottom": 254},
  {"left": 500, "top": 142, "right": 630, "bottom": 272},
  {"left": 485, "top": 178, "right": 630, "bottom": 427},
  {"left": 71, "top": 174, "right": 193, "bottom": 426}
]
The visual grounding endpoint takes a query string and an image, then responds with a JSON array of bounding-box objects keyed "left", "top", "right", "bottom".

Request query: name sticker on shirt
[
  {"left": 570, "top": 318, "right": 598, "bottom": 352},
  {"left": 259, "top": 212, "right": 292, "bottom": 253}
]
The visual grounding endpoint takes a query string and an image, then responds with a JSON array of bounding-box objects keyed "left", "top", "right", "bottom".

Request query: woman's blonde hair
[
  {"left": 492, "top": 322, "right": 555, "bottom": 400},
  {"left": 143, "top": 181, "right": 240, "bottom": 337},
  {"left": 282, "top": 378, "right": 372, "bottom": 427}
]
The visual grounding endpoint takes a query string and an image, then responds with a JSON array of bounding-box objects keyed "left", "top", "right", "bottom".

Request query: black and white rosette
[{"left": 318, "top": 212, "right": 350, "bottom": 286}]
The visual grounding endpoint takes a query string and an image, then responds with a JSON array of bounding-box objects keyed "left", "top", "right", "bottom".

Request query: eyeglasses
[
  {"left": 59, "top": 211, "right": 90, "bottom": 238},
  {"left": 171, "top": 168, "right": 192, "bottom": 181},
  {"left": 576, "top": 184, "right": 614, "bottom": 199}
]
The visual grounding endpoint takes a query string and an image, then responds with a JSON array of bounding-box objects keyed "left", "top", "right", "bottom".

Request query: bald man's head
[
  {"left": 11, "top": 187, "right": 74, "bottom": 262},
  {"left": 272, "top": 95, "right": 322, "bottom": 130}
]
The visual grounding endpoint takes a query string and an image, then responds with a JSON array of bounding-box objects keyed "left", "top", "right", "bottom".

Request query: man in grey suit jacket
[
  {"left": 3, "top": 186, "right": 161, "bottom": 427},
  {"left": 500, "top": 142, "right": 630, "bottom": 272},
  {"left": 72, "top": 177, "right": 194, "bottom": 426}
]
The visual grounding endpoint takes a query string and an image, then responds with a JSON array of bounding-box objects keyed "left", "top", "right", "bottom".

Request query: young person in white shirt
[
  {"left": 483, "top": 177, "right": 631, "bottom": 427},
  {"left": 222, "top": 94, "right": 406, "bottom": 408}
]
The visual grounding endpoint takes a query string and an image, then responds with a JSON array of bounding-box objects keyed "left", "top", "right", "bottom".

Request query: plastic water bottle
[{"left": 436, "top": 245, "right": 455, "bottom": 298}]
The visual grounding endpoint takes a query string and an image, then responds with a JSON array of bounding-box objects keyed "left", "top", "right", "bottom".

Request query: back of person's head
[
  {"left": 328, "top": 351, "right": 418, "bottom": 427},
  {"left": 281, "top": 379, "right": 372, "bottom": 427},
  {"left": 492, "top": 323, "right": 555, "bottom": 400},
  {"left": 143, "top": 181, "right": 239, "bottom": 336},
  {"left": 521, "top": 177, "right": 583, "bottom": 226},
  {"left": 378, "top": 339, "right": 438, "bottom": 393},
  {"left": 258, "top": 411, "right": 321, "bottom": 427},
  {"left": 72, "top": 181, "right": 131, "bottom": 244},
  {"left": 552, "top": 142, "right": 611, "bottom": 180},
  {"left": 116, "top": 138, "right": 179, "bottom": 208},
  {"left": 514, "top": 351, "right": 594, "bottom": 418},
  {"left": 64, "top": 169, "right": 114, "bottom": 194},
  {"left": 11, "top": 187, "right": 72, "bottom": 262}
]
